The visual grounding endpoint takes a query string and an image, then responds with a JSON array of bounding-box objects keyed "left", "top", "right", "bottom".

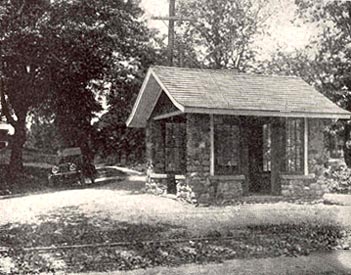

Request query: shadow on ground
[
  {"left": 0, "top": 206, "right": 184, "bottom": 274},
  {"left": 0, "top": 205, "right": 349, "bottom": 274}
]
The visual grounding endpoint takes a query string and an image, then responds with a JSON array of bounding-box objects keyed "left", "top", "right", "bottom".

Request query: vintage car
[{"left": 48, "top": 147, "right": 85, "bottom": 186}]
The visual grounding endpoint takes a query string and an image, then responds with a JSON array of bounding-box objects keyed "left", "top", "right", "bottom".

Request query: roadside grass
[{"left": 0, "top": 204, "right": 350, "bottom": 274}]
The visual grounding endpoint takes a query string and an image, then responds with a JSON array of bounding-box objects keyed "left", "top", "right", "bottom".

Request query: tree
[
  {"left": 94, "top": 38, "right": 162, "bottom": 164},
  {"left": 293, "top": 1, "right": 351, "bottom": 166},
  {"left": 257, "top": 1, "right": 351, "bottom": 165},
  {"left": 176, "top": 0, "right": 271, "bottom": 70},
  {"left": 0, "top": 0, "right": 52, "bottom": 176},
  {"left": 0, "top": 0, "right": 156, "bottom": 176}
]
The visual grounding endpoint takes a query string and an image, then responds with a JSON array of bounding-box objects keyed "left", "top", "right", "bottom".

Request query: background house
[{"left": 127, "top": 66, "right": 351, "bottom": 203}]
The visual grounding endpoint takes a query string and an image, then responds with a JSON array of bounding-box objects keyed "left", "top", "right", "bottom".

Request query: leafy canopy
[{"left": 176, "top": 0, "right": 271, "bottom": 70}]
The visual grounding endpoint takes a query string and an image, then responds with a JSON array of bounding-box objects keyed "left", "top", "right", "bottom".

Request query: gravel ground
[
  {"left": 1, "top": 175, "right": 351, "bottom": 232},
  {"left": 1, "top": 171, "right": 351, "bottom": 274},
  {"left": 72, "top": 251, "right": 351, "bottom": 275}
]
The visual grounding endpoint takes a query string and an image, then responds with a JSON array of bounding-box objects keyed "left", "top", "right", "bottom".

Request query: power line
[
  {"left": 151, "top": 0, "right": 196, "bottom": 67},
  {"left": 143, "top": 2, "right": 201, "bottom": 68}
]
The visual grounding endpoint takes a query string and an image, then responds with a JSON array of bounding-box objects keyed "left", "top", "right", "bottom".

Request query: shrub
[{"left": 318, "top": 164, "right": 351, "bottom": 194}]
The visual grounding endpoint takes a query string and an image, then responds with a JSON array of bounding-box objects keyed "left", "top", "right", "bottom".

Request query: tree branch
[
  {"left": 49, "top": 53, "right": 66, "bottom": 65},
  {"left": 17, "top": 0, "right": 26, "bottom": 17}
]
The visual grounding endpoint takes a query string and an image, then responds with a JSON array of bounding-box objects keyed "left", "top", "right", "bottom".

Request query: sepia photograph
[{"left": 1, "top": 0, "right": 351, "bottom": 274}]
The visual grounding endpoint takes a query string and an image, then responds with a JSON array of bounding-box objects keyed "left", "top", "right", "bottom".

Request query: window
[
  {"left": 165, "top": 122, "right": 186, "bottom": 173},
  {"left": 285, "top": 118, "right": 304, "bottom": 173},
  {"left": 327, "top": 134, "right": 344, "bottom": 159},
  {"left": 263, "top": 123, "right": 271, "bottom": 172},
  {"left": 214, "top": 122, "right": 240, "bottom": 175}
]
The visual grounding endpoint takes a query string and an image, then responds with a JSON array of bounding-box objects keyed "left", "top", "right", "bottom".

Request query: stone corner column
[{"left": 185, "top": 114, "right": 212, "bottom": 203}]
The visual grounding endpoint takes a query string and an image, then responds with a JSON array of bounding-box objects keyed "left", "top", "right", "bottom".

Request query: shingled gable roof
[{"left": 127, "top": 66, "right": 351, "bottom": 128}]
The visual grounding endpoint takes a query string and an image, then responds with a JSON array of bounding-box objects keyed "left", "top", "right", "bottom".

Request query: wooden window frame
[
  {"left": 213, "top": 116, "right": 241, "bottom": 176},
  {"left": 164, "top": 120, "right": 186, "bottom": 174},
  {"left": 284, "top": 118, "right": 307, "bottom": 175}
]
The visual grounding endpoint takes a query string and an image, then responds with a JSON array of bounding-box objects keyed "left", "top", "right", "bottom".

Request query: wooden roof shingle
[{"left": 127, "top": 66, "right": 351, "bottom": 127}]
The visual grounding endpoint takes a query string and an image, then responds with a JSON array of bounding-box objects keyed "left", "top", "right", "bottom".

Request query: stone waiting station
[{"left": 127, "top": 66, "right": 350, "bottom": 203}]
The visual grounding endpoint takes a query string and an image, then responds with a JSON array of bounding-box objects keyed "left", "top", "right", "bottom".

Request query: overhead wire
[{"left": 142, "top": 5, "right": 201, "bottom": 68}]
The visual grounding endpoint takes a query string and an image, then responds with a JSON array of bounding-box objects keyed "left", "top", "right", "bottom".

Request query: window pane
[
  {"left": 285, "top": 118, "right": 304, "bottom": 173},
  {"left": 215, "top": 122, "right": 240, "bottom": 175},
  {"left": 165, "top": 122, "right": 186, "bottom": 173}
]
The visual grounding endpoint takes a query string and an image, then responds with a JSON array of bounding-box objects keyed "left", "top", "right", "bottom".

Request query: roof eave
[
  {"left": 126, "top": 69, "right": 153, "bottom": 128},
  {"left": 184, "top": 107, "right": 351, "bottom": 119},
  {"left": 126, "top": 67, "right": 185, "bottom": 128}
]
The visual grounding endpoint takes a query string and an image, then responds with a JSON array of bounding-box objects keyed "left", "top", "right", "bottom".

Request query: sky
[{"left": 140, "top": 0, "right": 318, "bottom": 58}]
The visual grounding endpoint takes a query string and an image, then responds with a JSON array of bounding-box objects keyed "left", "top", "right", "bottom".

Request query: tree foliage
[
  {"left": 257, "top": 1, "right": 351, "bottom": 165},
  {"left": 0, "top": 0, "right": 157, "bottom": 175},
  {"left": 94, "top": 41, "right": 161, "bottom": 163},
  {"left": 26, "top": 114, "right": 61, "bottom": 154},
  {"left": 295, "top": 1, "right": 351, "bottom": 165},
  {"left": 0, "top": 0, "right": 52, "bottom": 175},
  {"left": 177, "top": 0, "right": 271, "bottom": 70}
]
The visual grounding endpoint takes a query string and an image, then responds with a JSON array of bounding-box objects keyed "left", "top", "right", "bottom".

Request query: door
[{"left": 248, "top": 121, "right": 272, "bottom": 194}]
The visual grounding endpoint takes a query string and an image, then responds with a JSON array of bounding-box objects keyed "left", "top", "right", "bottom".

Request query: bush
[{"left": 318, "top": 164, "right": 351, "bottom": 194}]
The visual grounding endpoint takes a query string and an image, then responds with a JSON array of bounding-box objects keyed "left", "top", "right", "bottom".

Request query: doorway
[{"left": 248, "top": 120, "right": 272, "bottom": 194}]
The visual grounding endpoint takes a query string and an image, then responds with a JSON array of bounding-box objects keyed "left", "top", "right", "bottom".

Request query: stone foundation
[
  {"left": 209, "top": 175, "right": 244, "bottom": 201},
  {"left": 145, "top": 173, "right": 188, "bottom": 196},
  {"left": 176, "top": 176, "right": 196, "bottom": 203},
  {"left": 145, "top": 172, "right": 244, "bottom": 204},
  {"left": 145, "top": 173, "right": 168, "bottom": 195},
  {"left": 280, "top": 174, "right": 328, "bottom": 198},
  {"left": 176, "top": 174, "right": 245, "bottom": 204}
]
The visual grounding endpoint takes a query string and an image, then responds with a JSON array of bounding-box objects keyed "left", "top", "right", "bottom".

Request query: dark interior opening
[{"left": 248, "top": 119, "right": 272, "bottom": 194}]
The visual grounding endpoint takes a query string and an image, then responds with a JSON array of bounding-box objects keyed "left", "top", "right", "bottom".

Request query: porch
[{"left": 146, "top": 112, "right": 326, "bottom": 203}]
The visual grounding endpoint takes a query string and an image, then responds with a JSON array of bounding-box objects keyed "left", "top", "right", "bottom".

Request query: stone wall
[
  {"left": 185, "top": 114, "right": 245, "bottom": 203},
  {"left": 176, "top": 176, "right": 196, "bottom": 203},
  {"left": 280, "top": 174, "right": 329, "bottom": 198},
  {"left": 210, "top": 175, "right": 244, "bottom": 201},
  {"left": 308, "top": 118, "right": 330, "bottom": 176},
  {"left": 185, "top": 114, "right": 211, "bottom": 203},
  {"left": 175, "top": 174, "right": 244, "bottom": 204},
  {"left": 145, "top": 173, "right": 187, "bottom": 196},
  {"left": 145, "top": 173, "right": 168, "bottom": 195},
  {"left": 145, "top": 115, "right": 335, "bottom": 201},
  {"left": 280, "top": 119, "right": 331, "bottom": 199}
]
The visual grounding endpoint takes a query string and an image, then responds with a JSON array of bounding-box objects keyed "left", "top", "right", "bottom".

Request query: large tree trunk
[
  {"left": 9, "top": 114, "right": 26, "bottom": 178},
  {"left": 80, "top": 136, "right": 96, "bottom": 182}
]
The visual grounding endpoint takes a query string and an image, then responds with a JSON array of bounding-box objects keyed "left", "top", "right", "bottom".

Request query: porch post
[
  {"left": 210, "top": 114, "right": 214, "bottom": 176},
  {"left": 304, "top": 117, "right": 309, "bottom": 175}
]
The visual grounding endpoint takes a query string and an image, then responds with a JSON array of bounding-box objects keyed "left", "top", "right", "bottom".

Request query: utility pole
[
  {"left": 152, "top": 0, "right": 192, "bottom": 66},
  {"left": 168, "top": 0, "right": 175, "bottom": 66}
]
